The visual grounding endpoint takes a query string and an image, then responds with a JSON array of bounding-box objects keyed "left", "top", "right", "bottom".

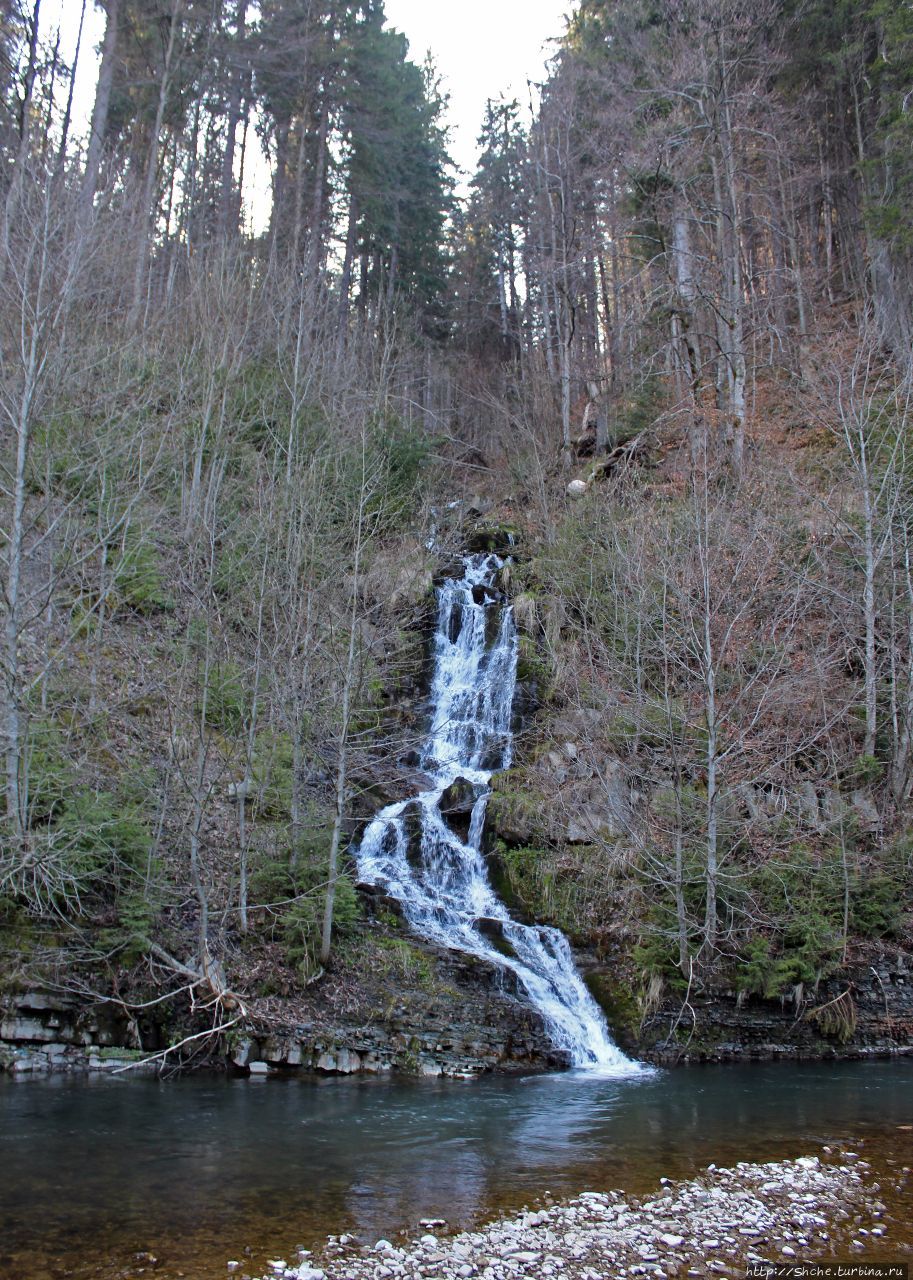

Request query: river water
[{"left": 2, "top": 1061, "right": 912, "bottom": 1279}]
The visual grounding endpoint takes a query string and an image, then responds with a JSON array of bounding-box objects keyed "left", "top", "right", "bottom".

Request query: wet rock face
[
  {"left": 439, "top": 776, "right": 480, "bottom": 817},
  {"left": 437, "top": 775, "right": 483, "bottom": 842},
  {"left": 474, "top": 916, "right": 519, "bottom": 961},
  {"left": 635, "top": 949, "right": 913, "bottom": 1064}
]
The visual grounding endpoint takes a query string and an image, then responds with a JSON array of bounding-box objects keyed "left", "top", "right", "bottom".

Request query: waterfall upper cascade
[{"left": 355, "top": 553, "right": 639, "bottom": 1072}]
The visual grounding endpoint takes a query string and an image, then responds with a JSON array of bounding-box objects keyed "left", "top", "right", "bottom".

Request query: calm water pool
[{"left": 1, "top": 1060, "right": 911, "bottom": 1279}]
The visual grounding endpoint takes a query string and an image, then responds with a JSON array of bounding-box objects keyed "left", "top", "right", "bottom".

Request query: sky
[
  {"left": 46, "top": 0, "right": 573, "bottom": 210},
  {"left": 383, "top": 0, "right": 572, "bottom": 184}
]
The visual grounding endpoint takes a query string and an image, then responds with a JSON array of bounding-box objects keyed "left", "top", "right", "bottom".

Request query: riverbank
[
  {"left": 250, "top": 1154, "right": 907, "bottom": 1280},
  {"left": 4, "top": 934, "right": 912, "bottom": 1080}
]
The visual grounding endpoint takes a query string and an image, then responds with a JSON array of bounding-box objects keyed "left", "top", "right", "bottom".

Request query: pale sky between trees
[{"left": 48, "top": 0, "right": 572, "bottom": 214}]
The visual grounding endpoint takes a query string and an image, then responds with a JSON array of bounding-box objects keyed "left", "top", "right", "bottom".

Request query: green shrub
[
  {"left": 201, "top": 661, "right": 249, "bottom": 734},
  {"left": 7, "top": 782, "right": 156, "bottom": 926},
  {"left": 24, "top": 720, "right": 74, "bottom": 824},
  {"left": 849, "top": 873, "right": 904, "bottom": 937},
  {"left": 224, "top": 359, "right": 288, "bottom": 450},
  {"left": 734, "top": 935, "right": 773, "bottom": 996},
  {"left": 54, "top": 791, "right": 150, "bottom": 884},
  {"left": 375, "top": 936, "right": 433, "bottom": 986},
  {"left": 114, "top": 531, "right": 174, "bottom": 614},
  {"left": 370, "top": 417, "right": 434, "bottom": 528},
  {"left": 252, "top": 731, "right": 294, "bottom": 819},
  {"left": 248, "top": 813, "right": 362, "bottom": 978},
  {"left": 334, "top": 415, "right": 434, "bottom": 534},
  {"left": 280, "top": 874, "right": 361, "bottom": 978},
  {"left": 213, "top": 542, "right": 252, "bottom": 601},
  {"left": 844, "top": 753, "right": 884, "bottom": 787}
]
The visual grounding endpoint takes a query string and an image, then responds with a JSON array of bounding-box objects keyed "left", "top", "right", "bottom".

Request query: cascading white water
[{"left": 355, "top": 553, "right": 640, "bottom": 1072}]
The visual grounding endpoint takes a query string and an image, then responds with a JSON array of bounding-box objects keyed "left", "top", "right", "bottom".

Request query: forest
[{"left": 1, "top": 0, "right": 912, "bottom": 1069}]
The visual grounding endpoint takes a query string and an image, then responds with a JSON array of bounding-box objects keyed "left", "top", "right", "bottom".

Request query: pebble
[{"left": 245, "top": 1155, "right": 884, "bottom": 1280}]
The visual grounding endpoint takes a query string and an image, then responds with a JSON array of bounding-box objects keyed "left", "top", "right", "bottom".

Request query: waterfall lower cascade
[{"left": 355, "top": 553, "right": 639, "bottom": 1072}]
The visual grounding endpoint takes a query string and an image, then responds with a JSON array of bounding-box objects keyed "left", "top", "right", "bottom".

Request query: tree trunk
[
  {"left": 335, "top": 192, "right": 358, "bottom": 358},
  {"left": 80, "top": 0, "right": 120, "bottom": 222},
  {"left": 218, "top": 0, "right": 248, "bottom": 240},
  {"left": 305, "top": 98, "right": 329, "bottom": 283},
  {"left": 718, "top": 89, "right": 747, "bottom": 475},
  {"left": 3, "top": 347, "right": 36, "bottom": 838},
  {"left": 320, "top": 528, "right": 365, "bottom": 967},
  {"left": 129, "top": 0, "right": 181, "bottom": 325},
  {"left": 56, "top": 0, "right": 86, "bottom": 173},
  {"left": 862, "top": 466, "right": 878, "bottom": 759}
]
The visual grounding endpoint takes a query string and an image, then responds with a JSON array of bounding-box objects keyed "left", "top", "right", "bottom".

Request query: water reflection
[{"left": 0, "top": 1061, "right": 911, "bottom": 1280}]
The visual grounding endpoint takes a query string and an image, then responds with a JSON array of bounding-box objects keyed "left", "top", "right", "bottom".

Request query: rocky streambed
[{"left": 245, "top": 1154, "right": 904, "bottom": 1280}]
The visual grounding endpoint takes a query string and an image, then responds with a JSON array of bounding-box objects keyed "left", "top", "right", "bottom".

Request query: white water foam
[{"left": 355, "top": 553, "right": 641, "bottom": 1072}]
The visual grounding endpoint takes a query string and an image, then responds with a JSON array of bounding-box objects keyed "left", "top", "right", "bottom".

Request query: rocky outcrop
[
  {"left": 0, "top": 990, "right": 156, "bottom": 1075},
  {"left": 463, "top": 522, "right": 520, "bottom": 556},
  {"left": 624, "top": 948, "right": 913, "bottom": 1064},
  {"left": 229, "top": 999, "right": 564, "bottom": 1080},
  {"left": 0, "top": 941, "right": 570, "bottom": 1079}
]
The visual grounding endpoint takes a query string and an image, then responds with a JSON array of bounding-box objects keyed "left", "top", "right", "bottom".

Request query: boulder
[
  {"left": 851, "top": 789, "right": 881, "bottom": 833},
  {"left": 564, "top": 776, "right": 628, "bottom": 843},
  {"left": 567, "top": 478, "right": 589, "bottom": 499},
  {"left": 230, "top": 1037, "right": 255, "bottom": 1068},
  {"left": 463, "top": 522, "right": 520, "bottom": 555},
  {"left": 550, "top": 708, "right": 602, "bottom": 738},
  {"left": 478, "top": 737, "right": 509, "bottom": 771},
  {"left": 439, "top": 776, "right": 480, "bottom": 817},
  {"left": 351, "top": 761, "right": 434, "bottom": 813},
  {"left": 474, "top": 916, "right": 519, "bottom": 959},
  {"left": 567, "top": 813, "right": 601, "bottom": 843},
  {"left": 795, "top": 780, "right": 823, "bottom": 831}
]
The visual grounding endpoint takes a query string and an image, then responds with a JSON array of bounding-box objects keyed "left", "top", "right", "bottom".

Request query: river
[{"left": 2, "top": 1060, "right": 911, "bottom": 1279}]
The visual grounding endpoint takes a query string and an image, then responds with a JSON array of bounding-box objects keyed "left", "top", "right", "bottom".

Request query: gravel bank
[{"left": 241, "top": 1153, "right": 892, "bottom": 1280}]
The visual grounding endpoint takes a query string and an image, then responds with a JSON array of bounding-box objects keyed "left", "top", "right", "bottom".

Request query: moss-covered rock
[
  {"left": 583, "top": 972, "right": 643, "bottom": 1052},
  {"left": 464, "top": 522, "right": 521, "bottom": 555},
  {"left": 487, "top": 770, "right": 548, "bottom": 846}
]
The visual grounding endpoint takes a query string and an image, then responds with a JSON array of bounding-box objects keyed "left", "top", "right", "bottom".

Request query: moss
[
  {"left": 487, "top": 773, "right": 547, "bottom": 848},
  {"left": 844, "top": 753, "right": 884, "bottom": 787},
  {"left": 93, "top": 1046, "right": 148, "bottom": 1062},
  {"left": 375, "top": 936, "right": 435, "bottom": 988},
  {"left": 252, "top": 730, "right": 294, "bottom": 819},
  {"left": 487, "top": 840, "right": 584, "bottom": 935},
  {"left": 200, "top": 660, "right": 249, "bottom": 735},
  {"left": 464, "top": 522, "right": 521, "bottom": 555},
  {"left": 393, "top": 1044, "right": 422, "bottom": 1075},
  {"left": 583, "top": 972, "right": 642, "bottom": 1046},
  {"left": 113, "top": 532, "right": 174, "bottom": 614},
  {"left": 515, "top": 634, "right": 552, "bottom": 688}
]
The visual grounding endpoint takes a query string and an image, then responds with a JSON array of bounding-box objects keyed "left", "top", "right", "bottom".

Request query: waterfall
[{"left": 355, "top": 553, "right": 639, "bottom": 1072}]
